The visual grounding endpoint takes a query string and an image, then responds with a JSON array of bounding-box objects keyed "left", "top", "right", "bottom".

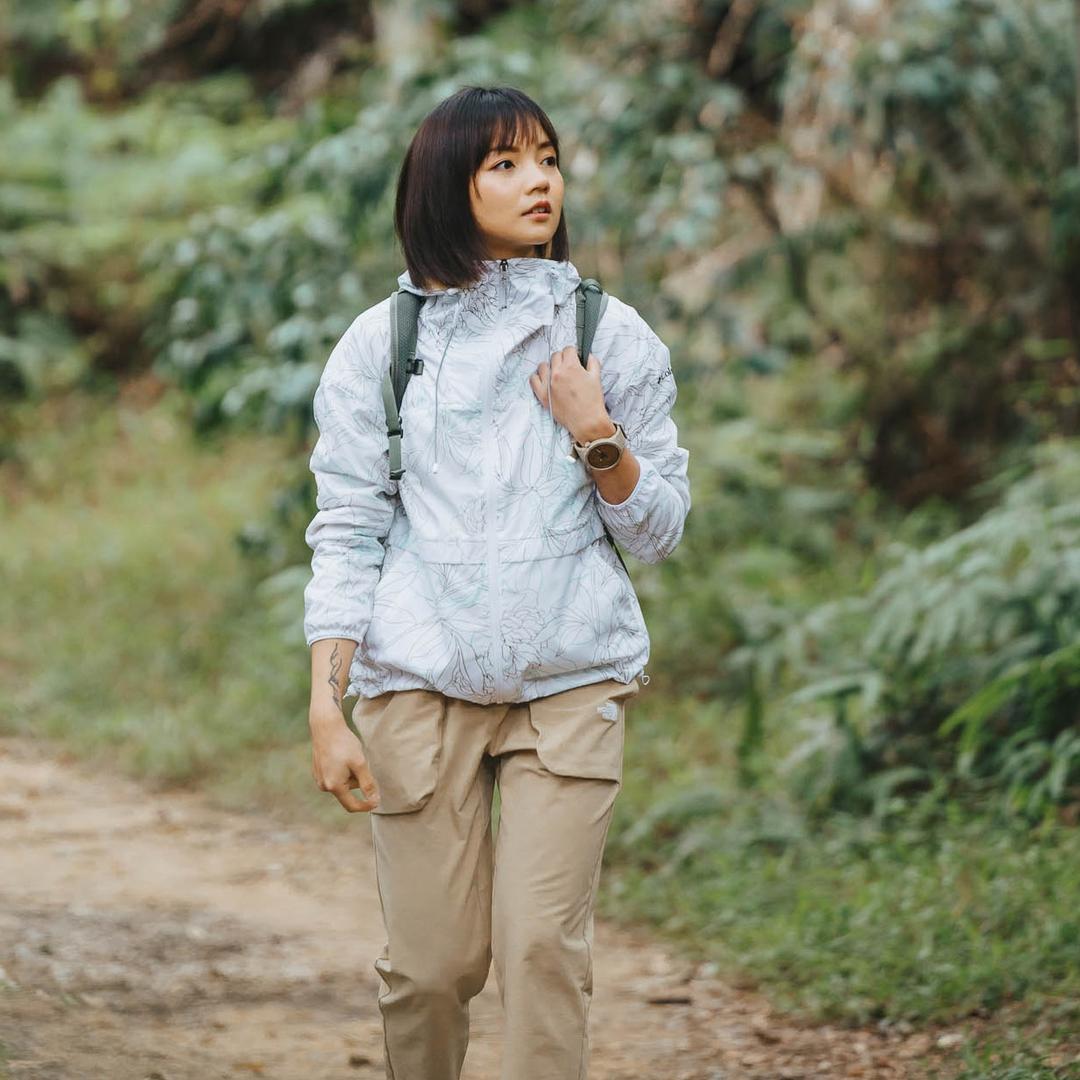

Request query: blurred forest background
[{"left": 2, "top": 0, "right": 1080, "bottom": 1075}]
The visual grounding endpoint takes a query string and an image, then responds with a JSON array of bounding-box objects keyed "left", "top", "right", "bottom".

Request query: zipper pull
[{"left": 500, "top": 258, "right": 508, "bottom": 309}]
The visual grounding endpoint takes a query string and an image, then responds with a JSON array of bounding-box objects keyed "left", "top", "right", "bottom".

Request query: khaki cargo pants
[{"left": 351, "top": 675, "right": 643, "bottom": 1080}]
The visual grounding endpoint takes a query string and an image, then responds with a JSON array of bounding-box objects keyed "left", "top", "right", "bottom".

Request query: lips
[{"left": 525, "top": 201, "right": 551, "bottom": 215}]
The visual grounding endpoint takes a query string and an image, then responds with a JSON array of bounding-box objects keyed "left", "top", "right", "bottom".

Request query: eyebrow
[{"left": 489, "top": 140, "right": 556, "bottom": 154}]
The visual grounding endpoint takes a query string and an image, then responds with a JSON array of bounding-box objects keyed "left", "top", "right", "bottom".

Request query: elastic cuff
[
  {"left": 595, "top": 454, "right": 657, "bottom": 524},
  {"left": 305, "top": 631, "right": 362, "bottom": 647}
]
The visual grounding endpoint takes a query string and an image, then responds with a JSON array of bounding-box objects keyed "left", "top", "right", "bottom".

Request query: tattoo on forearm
[{"left": 327, "top": 643, "right": 343, "bottom": 709}]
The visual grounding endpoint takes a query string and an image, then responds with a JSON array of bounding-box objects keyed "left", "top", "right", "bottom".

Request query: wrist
[
  {"left": 309, "top": 703, "right": 347, "bottom": 730},
  {"left": 573, "top": 414, "right": 617, "bottom": 444}
]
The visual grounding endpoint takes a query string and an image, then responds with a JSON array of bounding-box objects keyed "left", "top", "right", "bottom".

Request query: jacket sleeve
[
  {"left": 303, "top": 316, "right": 398, "bottom": 646},
  {"left": 592, "top": 302, "right": 691, "bottom": 564}
]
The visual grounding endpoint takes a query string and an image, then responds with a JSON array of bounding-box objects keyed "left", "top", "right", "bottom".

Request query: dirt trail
[{"left": 0, "top": 736, "right": 956, "bottom": 1080}]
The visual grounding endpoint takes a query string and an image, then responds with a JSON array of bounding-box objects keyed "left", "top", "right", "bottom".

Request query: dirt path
[{"left": 0, "top": 735, "right": 958, "bottom": 1080}]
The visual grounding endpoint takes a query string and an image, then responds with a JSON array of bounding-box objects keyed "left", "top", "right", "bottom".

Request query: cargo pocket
[
  {"left": 351, "top": 688, "right": 445, "bottom": 814},
  {"left": 526, "top": 677, "right": 641, "bottom": 783}
]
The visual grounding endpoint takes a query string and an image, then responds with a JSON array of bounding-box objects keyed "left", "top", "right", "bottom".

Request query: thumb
[{"left": 586, "top": 353, "right": 601, "bottom": 376}]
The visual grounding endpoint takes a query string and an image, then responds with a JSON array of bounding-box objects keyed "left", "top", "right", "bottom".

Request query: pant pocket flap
[
  {"left": 351, "top": 689, "right": 445, "bottom": 814},
  {"left": 526, "top": 679, "right": 638, "bottom": 782}
]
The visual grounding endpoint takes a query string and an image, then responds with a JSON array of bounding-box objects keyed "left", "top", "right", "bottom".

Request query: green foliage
[
  {"left": 1, "top": 0, "right": 369, "bottom": 101},
  {"left": 138, "top": 73, "right": 419, "bottom": 431},
  {"left": 609, "top": 748, "right": 1080, "bottom": 1029},
  {"left": 4, "top": 2, "right": 1080, "bottom": 1064},
  {"left": 9, "top": 0, "right": 1079, "bottom": 497},
  {"left": 3, "top": 0, "right": 1080, "bottom": 832},
  {"left": 4, "top": 388, "right": 1079, "bottom": 1059},
  {"left": 0, "top": 70, "right": 284, "bottom": 408},
  {"left": 745, "top": 440, "right": 1080, "bottom": 821},
  {"left": 0, "top": 389, "right": 306, "bottom": 784},
  {"left": 142, "top": 199, "right": 363, "bottom": 432}
]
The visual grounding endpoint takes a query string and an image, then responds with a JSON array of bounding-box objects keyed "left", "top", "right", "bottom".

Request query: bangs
[
  {"left": 475, "top": 103, "right": 559, "bottom": 173},
  {"left": 394, "top": 86, "right": 570, "bottom": 291}
]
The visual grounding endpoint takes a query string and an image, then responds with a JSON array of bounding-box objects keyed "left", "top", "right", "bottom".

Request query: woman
[{"left": 303, "top": 85, "right": 690, "bottom": 1080}]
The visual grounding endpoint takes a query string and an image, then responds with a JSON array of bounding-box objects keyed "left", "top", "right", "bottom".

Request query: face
[{"left": 470, "top": 120, "right": 564, "bottom": 260}]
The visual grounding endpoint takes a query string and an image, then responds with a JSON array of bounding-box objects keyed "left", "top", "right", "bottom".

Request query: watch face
[{"left": 587, "top": 443, "right": 621, "bottom": 469}]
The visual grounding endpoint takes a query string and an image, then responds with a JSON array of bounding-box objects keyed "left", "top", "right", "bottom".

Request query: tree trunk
[{"left": 370, "top": 0, "right": 447, "bottom": 99}]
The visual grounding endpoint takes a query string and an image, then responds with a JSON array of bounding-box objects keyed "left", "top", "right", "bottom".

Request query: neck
[{"left": 484, "top": 236, "right": 550, "bottom": 259}]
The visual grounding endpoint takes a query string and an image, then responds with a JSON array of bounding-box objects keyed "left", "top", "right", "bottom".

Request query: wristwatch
[{"left": 572, "top": 421, "right": 628, "bottom": 471}]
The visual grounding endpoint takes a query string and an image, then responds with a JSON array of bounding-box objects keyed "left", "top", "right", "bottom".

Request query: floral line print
[{"left": 304, "top": 258, "right": 691, "bottom": 705}]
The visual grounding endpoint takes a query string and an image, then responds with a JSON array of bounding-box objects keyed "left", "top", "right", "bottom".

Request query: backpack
[{"left": 381, "top": 277, "right": 630, "bottom": 577}]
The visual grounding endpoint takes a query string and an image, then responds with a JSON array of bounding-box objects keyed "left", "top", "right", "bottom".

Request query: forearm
[
  {"left": 575, "top": 410, "right": 690, "bottom": 563},
  {"left": 309, "top": 637, "right": 358, "bottom": 725},
  {"left": 575, "top": 415, "right": 641, "bottom": 506},
  {"left": 554, "top": 312, "right": 690, "bottom": 564}
]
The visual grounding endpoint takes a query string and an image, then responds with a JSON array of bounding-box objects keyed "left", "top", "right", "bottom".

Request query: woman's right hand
[{"left": 309, "top": 711, "right": 381, "bottom": 813}]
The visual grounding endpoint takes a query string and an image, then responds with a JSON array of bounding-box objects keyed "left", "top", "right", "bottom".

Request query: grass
[
  {"left": 602, "top": 697, "right": 1080, "bottom": 1074},
  {"left": 2, "top": 387, "right": 1079, "bottom": 1077},
  {"left": 0, "top": 383, "right": 339, "bottom": 822},
  {"left": 605, "top": 793, "right": 1080, "bottom": 1023},
  {"left": 943, "top": 1036, "right": 1080, "bottom": 1079}
]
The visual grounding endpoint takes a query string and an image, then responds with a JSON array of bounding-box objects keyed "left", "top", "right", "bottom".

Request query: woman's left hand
[{"left": 529, "top": 348, "right": 613, "bottom": 443}]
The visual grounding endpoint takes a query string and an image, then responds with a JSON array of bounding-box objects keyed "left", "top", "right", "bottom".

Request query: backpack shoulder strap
[
  {"left": 575, "top": 278, "right": 609, "bottom": 368},
  {"left": 574, "top": 279, "right": 631, "bottom": 578},
  {"left": 383, "top": 289, "right": 425, "bottom": 480}
]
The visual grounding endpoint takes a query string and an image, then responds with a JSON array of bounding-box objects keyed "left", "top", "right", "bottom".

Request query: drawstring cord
[
  {"left": 430, "top": 302, "right": 466, "bottom": 475},
  {"left": 544, "top": 301, "right": 577, "bottom": 471}
]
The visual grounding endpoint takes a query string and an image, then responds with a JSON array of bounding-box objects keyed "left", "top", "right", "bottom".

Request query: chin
[{"left": 520, "top": 222, "right": 559, "bottom": 246}]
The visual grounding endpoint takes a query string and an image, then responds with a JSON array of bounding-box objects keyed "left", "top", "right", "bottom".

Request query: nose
[{"left": 524, "top": 160, "right": 550, "bottom": 192}]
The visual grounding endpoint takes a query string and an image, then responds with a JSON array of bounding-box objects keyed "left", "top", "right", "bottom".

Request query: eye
[{"left": 492, "top": 155, "right": 559, "bottom": 170}]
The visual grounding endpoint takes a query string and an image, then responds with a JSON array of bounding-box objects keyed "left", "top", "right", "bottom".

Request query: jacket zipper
[
  {"left": 492, "top": 257, "right": 511, "bottom": 693},
  {"left": 468, "top": 258, "right": 508, "bottom": 698},
  {"left": 483, "top": 336, "right": 504, "bottom": 699}
]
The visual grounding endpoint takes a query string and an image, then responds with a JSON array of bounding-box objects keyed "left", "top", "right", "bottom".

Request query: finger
[
  {"left": 349, "top": 760, "right": 381, "bottom": 805},
  {"left": 333, "top": 773, "right": 380, "bottom": 812},
  {"left": 551, "top": 354, "right": 577, "bottom": 382},
  {"left": 587, "top": 353, "right": 601, "bottom": 375},
  {"left": 333, "top": 787, "right": 379, "bottom": 813},
  {"left": 529, "top": 371, "right": 548, "bottom": 407}
]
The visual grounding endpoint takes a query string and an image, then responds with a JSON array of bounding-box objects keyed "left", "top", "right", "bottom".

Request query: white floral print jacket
[{"left": 303, "top": 256, "right": 691, "bottom": 705}]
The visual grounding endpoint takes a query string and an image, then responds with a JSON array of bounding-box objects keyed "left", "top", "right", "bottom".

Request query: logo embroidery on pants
[{"left": 597, "top": 700, "right": 620, "bottom": 722}]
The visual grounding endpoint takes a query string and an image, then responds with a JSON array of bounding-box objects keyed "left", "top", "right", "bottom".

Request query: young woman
[{"left": 303, "top": 85, "right": 690, "bottom": 1080}]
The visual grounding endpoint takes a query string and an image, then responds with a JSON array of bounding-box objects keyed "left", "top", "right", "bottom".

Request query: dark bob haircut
[{"left": 394, "top": 85, "right": 570, "bottom": 291}]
